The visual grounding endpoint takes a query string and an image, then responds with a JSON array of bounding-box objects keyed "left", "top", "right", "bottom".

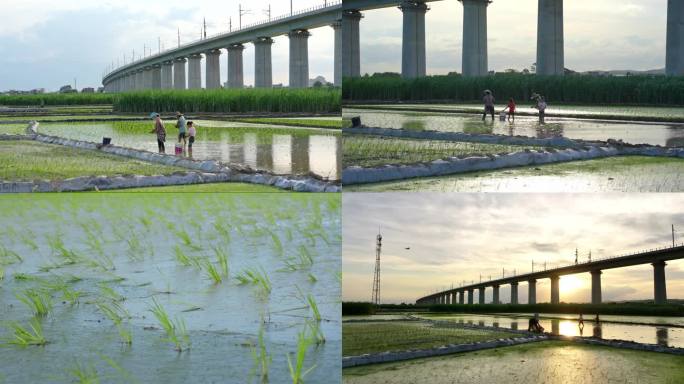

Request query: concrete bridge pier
[
  {"left": 161, "top": 62, "right": 173, "bottom": 89},
  {"left": 537, "top": 0, "right": 564, "bottom": 75},
  {"left": 289, "top": 29, "right": 311, "bottom": 88},
  {"left": 666, "top": 0, "right": 684, "bottom": 75},
  {"left": 151, "top": 64, "right": 162, "bottom": 89},
  {"left": 458, "top": 290, "right": 464, "bottom": 304},
  {"left": 449, "top": 292, "right": 454, "bottom": 304},
  {"left": 591, "top": 270, "right": 602, "bottom": 304},
  {"left": 492, "top": 285, "right": 500, "bottom": 304},
  {"left": 510, "top": 282, "right": 519, "bottom": 304},
  {"left": 135, "top": 70, "right": 144, "bottom": 90},
  {"left": 400, "top": 1, "right": 428, "bottom": 78},
  {"left": 227, "top": 44, "right": 245, "bottom": 88},
  {"left": 173, "top": 58, "right": 187, "bottom": 90},
  {"left": 254, "top": 37, "right": 274, "bottom": 88},
  {"left": 143, "top": 67, "right": 153, "bottom": 89},
  {"left": 460, "top": 0, "right": 489, "bottom": 77},
  {"left": 653, "top": 261, "right": 667, "bottom": 304},
  {"left": 205, "top": 50, "right": 222, "bottom": 89},
  {"left": 332, "top": 21, "right": 342, "bottom": 86},
  {"left": 528, "top": 279, "right": 537, "bottom": 304},
  {"left": 478, "top": 288, "right": 485, "bottom": 304},
  {"left": 550, "top": 275, "right": 560, "bottom": 304},
  {"left": 342, "top": 10, "right": 363, "bottom": 79},
  {"left": 467, "top": 289, "right": 474, "bottom": 304},
  {"left": 188, "top": 54, "right": 203, "bottom": 89}
]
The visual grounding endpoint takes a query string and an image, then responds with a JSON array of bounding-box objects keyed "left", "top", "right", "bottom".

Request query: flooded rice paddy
[
  {"left": 343, "top": 341, "right": 684, "bottom": 384},
  {"left": 344, "top": 108, "right": 684, "bottom": 147},
  {"left": 36, "top": 121, "right": 341, "bottom": 180},
  {"left": 345, "top": 156, "right": 684, "bottom": 192},
  {"left": 0, "top": 194, "right": 341, "bottom": 383}
]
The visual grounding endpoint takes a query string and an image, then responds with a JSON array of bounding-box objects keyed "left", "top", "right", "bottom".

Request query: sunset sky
[{"left": 343, "top": 193, "right": 684, "bottom": 304}]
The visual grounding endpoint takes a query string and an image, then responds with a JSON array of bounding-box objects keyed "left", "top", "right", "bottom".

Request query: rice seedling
[
  {"left": 149, "top": 299, "right": 190, "bottom": 352},
  {"left": 236, "top": 267, "right": 271, "bottom": 295},
  {"left": 99, "top": 284, "right": 125, "bottom": 302},
  {"left": 16, "top": 289, "right": 52, "bottom": 317},
  {"left": 174, "top": 246, "right": 193, "bottom": 267},
  {"left": 250, "top": 322, "right": 272, "bottom": 383},
  {"left": 307, "top": 273, "right": 317, "bottom": 283},
  {"left": 306, "top": 294, "right": 321, "bottom": 322},
  {"left": 202, "top": 259, "right": 223, "bottom": 285},
  {"left": 0, "top": 245, "right": 22, "bottom": 265},
  {"left": 0, "top": 266, "right": 4, "bottom": 280},
  {"left": 306, "top": 319, "right": 326, "bottom": 345},
  {"left": 61, "top": 286, "right": 82, "bottom": 305},
  {"left": 95, "top": 301, "right": 129, "bottom": 324},
  {"left": 65, "top": 361, "right": 99, "bottom": 384},
  {"left": 282, "top": 246, "right": 314, "bottom": 271},
  {"left": 214, "top": 247, "right": 229, "bottom": 277},
  {"left": 286, "top": 329, "right": 316, "bottom": 384},
  {"left": 5, "top": 319, "right": 47, "bottom": 346},
  {"left": 0, "top": 93, "right": 113, "bottom": 106},
  {"left": 267, "top": 229, "right": 284, "bottom": 257}
]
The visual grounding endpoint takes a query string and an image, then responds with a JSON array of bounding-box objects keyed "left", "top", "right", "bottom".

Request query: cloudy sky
[
  {"left": 343, "top": 193, "right": 684, "bottom": 304},
  {"left": 359, "top": 0, "right": 667, "bottom": 75},
  {"left": 0, "top": 0, "right": 335, "bottom": 91}
]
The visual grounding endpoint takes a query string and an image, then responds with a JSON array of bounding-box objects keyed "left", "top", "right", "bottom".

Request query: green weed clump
[
  {"left": 343, "top": 73, "right": 684, "bottom": 105},
  {"left": 112, "top": 88, "right": 341, "bottom": 114}
]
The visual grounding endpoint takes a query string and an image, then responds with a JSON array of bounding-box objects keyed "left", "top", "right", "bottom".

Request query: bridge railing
[
  {"left": 424, "top": 242, "right": 684, "bottom": 299},
  {"left": 104, "top": 0, "right": 342, "bottom": 80}
]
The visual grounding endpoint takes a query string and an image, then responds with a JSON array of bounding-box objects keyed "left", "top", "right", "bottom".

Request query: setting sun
[{"left": 560, "top": 275, "right": 584, "bottom": 293}]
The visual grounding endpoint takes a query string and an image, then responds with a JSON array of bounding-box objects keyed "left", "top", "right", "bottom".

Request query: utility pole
[
  {"left": 575, "top": 248, "right": 578, "bottom": 264},
  {"left": 371, "top": 229, "right": 382, "bottom": 306},
  {"left": 532, "top": 260, "right": 534, "bottom": 272},
  {"left": 158, "top": 37, "right": 161, "bottom": 54},
  {"left": 588, "top": 250, "right": 592, "bottom": 262},
  {"left": 229, "top": 17, "right": 232, "bottom": 32},
  {"left": 264, "top": 4, "right": 271, "bottom": 21},
  {"left": 74, "top": 78, "right": 77, "bottom": 90},
  {"left": 673, "top": 224, "right": 676, "bottom": 247},
  {"left": 203, "top": 18, "right": 207, "bottom": 39},
  {"left": 291, "top": 0, "right": 293, "bottom": 16},
  {"left": 143, "top": 44, "right": 146, "bottom": 58},
  {"left": 239, "top": 4, "right": 251, "bottom": 29},
  {"left": 178, "top": 28, "right": 181, "bottom": 47}
]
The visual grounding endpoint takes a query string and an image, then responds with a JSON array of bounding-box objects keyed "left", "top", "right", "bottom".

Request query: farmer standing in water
[
  {"left": 482, "top": 90, "right": 495, "bottom": 121},
  {"left": 150, "top": 113, "right": 166, "bottom": 153}
]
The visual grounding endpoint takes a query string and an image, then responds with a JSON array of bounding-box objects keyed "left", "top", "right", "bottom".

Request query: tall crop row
[
  {"left": 0, "top": 93, "right": 114, "bottom": 106},
  {"left": 343, "top": 74, "right": 684, "bottom": 105},
  {"left": 112, "top": 88, "right": 341, "bottom": 113}
]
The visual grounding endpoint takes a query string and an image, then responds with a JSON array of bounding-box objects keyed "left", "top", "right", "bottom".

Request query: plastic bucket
[{"left": 102, "top": 137, "right": 112, "bottom": 145}]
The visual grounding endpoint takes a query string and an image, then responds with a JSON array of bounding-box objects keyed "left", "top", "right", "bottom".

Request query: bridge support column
[
  {"left": 135, "top": 70, "right": 144, "bottom": 90},
  {"left": 151, "top": 65, "right": 162, "bottom": 89},
  {"left": 205, "top": 50, "right": 222, "bottom": 89},
  {"left": 173, "top": 58, "right": 187, "bottom": 90},
  {"left": 550, "top": 276, "right": 560, "bottom": 304},
  {"left": 653, "top": 261, "right": 667, "bottom": 304},
  {"left": 458, "top": 290, "right": 464, "bottom": 304},
  {"left": 478, "top": 288, "right": 485, "bottom": 304},
  {"left": 161, "top": 61, "right": 173, "bottom": 89},
  {"left": 528, "top": 279, "right": 537, "bottom": 304},
  {"left": 460, "top": 0, "right": 489, "bottom": 77},
  {"left": 143, "top": 67, "right": 153, "bottom": 89},
  {"left": 254, "top": 37, "right": 273, "bottom": 88},
  {"left": 332, "top": 21, "right": 342, "bottom": 86},
  {"left": 591, "top": 270, "right": 602, "bottom": 304},
  {"left": 342, "top": 10, "right": 363, "bottom": 80},
  {"left": 227, "top": 44, "right": 244, "bottom": 88},
  {"left": 400, "top": 1, "right": 427, "bottom": 78},
  {"left": 492, "top": 285, "right": 499, "bottom": 304},
  {"left": 289, "top": 29, "right": 311, "bottom": 88},
  {"left": 467, "top": 289, "right": 473, "bottom": 304},
  {"left": 667, "top": 0, "right": 684, "bottom": 75},
  {"left": 188, "top": 54, "right": 203, "bottom": 89},
  {"left": 537, "top": 0, "right": 564, "bottom": 76},
  {"left": 510, "top": 282, "right": 519, "bottom": 304}
]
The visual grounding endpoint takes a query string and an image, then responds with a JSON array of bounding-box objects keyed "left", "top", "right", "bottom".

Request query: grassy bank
[
  {"left": 343, "top": 74, "right": 684, "bottom": 105},
  {"left": 0, "top": 141, "right": 185, "bottom": 180},
  {"left": 343, "top": 321, "right": 517, "bottom": 356},
  {"left": 343, "top": 134, "right": 540, "bottom": 168},
  {"left": 381, "top": 302, "right": 684, "bottom": 317},
  {"left": 113, "top": 88, "right": 341, "bottom": 114}
]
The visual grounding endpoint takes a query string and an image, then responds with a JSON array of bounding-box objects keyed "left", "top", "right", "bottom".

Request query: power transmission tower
[{"left": 371, "top": 230, "right": 382, "bottom": 305}]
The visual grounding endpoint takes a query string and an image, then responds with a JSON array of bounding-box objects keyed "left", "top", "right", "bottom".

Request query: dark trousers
[
  {"left": 157, "top": 140, "right": 165, "bottom": 152},
  {"left": 483, "top": 105, "right": 495, "bottom": 120}
]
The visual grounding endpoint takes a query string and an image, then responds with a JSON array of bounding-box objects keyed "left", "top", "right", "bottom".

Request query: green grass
[
  {"left": 235, "top": 118, "right": 342, "bottom": 129},
  {"left": 342, "top": 321, "right": 519, "bottom": 356},
  {"left": 113, "top": 88, "right": 340, "bottom": 114},
  {"left": 0, "top": 141, "right": 186, "bottom": 181},
  {"left": 0, "top": 124, "right": 29, "bottom": 134},
  {"left": 106, "top": 182, "right": 285, "bottom": 193},
  {"left": 343, "top": 73, "right": 684, "bottom": 105},
  {"left": 343, "top": 135, "right": 541, "bottom": 167}
]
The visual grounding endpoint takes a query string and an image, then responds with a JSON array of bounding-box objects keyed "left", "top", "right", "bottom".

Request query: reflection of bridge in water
[{"left": 417, "top": 244, "right": 684, "bottom": 305}]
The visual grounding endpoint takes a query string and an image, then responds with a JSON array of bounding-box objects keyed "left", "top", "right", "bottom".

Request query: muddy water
[
  {"left": 38, "top": 122, "right": 341, "bottom": 180},
  {"left": 0, "top": 194, "right": 341, "bottom": 383},
  {"left": 343, "top": 109, "right": 684, "bottom": 147},
  {"left": 417, "top": 313, "right": 684, "bottom": 348}
]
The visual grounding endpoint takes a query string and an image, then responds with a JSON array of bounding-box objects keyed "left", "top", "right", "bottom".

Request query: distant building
[
  {"left": 59, "top": 85, "right": 77, "bottom": 93},
  {"left": 97, "top": 87, "right": 105, "bottom": 93},
  {"left": 81, "top": 87, "right": 95, "bottom": 93},
  {"left": 308, "top": 75, "right": 328, "bottom": 87}
]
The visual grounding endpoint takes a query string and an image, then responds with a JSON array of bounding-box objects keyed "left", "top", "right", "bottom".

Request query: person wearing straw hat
[
  {"left": 149, "top": 113, "right": 166, "bottom": 153},
  {"left": 482, "top": 90, "right": 495, "bottom": 121},
  {"left": 176, "top": 111, "right": 187, "bottom": 147}
]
